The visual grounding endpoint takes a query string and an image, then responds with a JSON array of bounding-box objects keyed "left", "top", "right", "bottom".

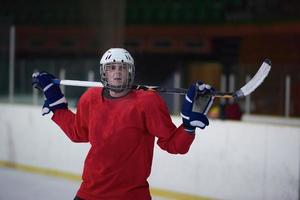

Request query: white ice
[
  {"left": 0, "top": 167, "right": 80, "bottom": 200},
  {"left": 0, "top": 167, "right": 166, "bottom": 200}
]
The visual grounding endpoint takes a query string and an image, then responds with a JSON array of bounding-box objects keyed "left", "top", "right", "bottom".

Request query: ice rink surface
[
  {"left": 0, "top": 167, "right": 166, "bottom": 200},
  {"left": 0, "top": 167, "right": 80, "bottom": 200}
]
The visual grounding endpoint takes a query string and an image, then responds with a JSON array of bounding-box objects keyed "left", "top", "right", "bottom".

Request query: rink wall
[{"left": 0, "top": 103, "right": 299, "bottom": 200}]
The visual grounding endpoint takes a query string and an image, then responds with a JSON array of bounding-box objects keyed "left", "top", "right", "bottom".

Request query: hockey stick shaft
[
  {"left": 52, "top": 79, "right": 234, "bottom": 98},
  {"left": 53, "top": 79, "right": 103, "bottom": 87},
  {"left": 135, "top": 86, "right": 234, "bottom": 98}
]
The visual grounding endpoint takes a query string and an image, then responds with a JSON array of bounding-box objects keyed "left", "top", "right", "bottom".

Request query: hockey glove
[
  {"left": 181, "top": 82, "right": 215, "bottom": 133},
  {"left": 32, "top": 72, "right": 67, "bottom": 115}
]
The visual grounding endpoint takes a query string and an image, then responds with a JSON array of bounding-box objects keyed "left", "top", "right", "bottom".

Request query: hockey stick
[{"left": 52, "top": 59, "right": 271, "bottom": 99}]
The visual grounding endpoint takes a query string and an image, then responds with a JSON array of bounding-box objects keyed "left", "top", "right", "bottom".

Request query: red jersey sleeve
[
  {"left": 51, "top": 90, "right": 92, "bottom": 143},
  {"left": 143, "top": 92, "right": 195, "bottom": 154}
]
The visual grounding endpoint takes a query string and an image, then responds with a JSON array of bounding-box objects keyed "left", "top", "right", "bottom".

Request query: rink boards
[{"left": 0, "top": 103, "right": 299, "bottom": 200}]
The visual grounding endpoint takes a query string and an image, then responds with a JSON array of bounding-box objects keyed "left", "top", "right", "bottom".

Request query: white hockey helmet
[{"left": 99, "top": 48, "right": 135, "bottom": 92}]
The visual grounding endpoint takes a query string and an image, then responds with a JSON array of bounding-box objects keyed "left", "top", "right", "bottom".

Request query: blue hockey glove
[
  {"left": 32, "top": 72, "right": 67, "bottom": 115},
  {"left": 181, "top": 82, "right": 215, "bottom": 133}
]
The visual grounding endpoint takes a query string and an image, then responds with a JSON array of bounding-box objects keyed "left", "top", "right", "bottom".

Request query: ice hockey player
[{"left": 32, "top": 48, "right": 214, "bottom": 200}]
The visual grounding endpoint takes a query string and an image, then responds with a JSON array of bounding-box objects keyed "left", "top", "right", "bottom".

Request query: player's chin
[{"left": 111, "top": 81, "right": 123, "bottom": 86}]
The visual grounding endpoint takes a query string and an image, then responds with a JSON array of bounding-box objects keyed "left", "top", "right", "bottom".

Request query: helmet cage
[{"left": 100, "top": 62, "right": 135, "bottom": 92}]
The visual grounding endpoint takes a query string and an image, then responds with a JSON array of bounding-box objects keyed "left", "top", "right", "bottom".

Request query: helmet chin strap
[
  {"left": 109, "top": 88, "right": 125, "bottom": 93},
  {"left": 105, "top": 85, "right": 131, "bottom": 98}
]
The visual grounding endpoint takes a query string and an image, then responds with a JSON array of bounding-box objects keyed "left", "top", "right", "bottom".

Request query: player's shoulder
[
  {"left": 134, "top": 89, "right": 160, "bottom": 98},
  {"left": 80, "top": 87, "right": 102, "bottom": 103},
  {"left": 133, "top": 89, "right": 164, "bottom": 104},
  {"left": 83, "top": 87, "right": 101, "bottom": 96}
]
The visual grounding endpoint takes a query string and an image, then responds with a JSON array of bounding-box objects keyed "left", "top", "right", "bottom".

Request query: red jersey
[{"left": 52, "top": 88, "right": 195, "bottom": 200}]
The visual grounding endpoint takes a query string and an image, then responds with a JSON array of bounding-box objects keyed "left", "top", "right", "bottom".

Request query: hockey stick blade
[{"left": 232, "top": 58, "right": 271, "bottom": 99}]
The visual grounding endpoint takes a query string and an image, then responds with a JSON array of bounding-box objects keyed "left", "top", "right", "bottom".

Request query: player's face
[{"left": 105, "top": 63, "right": 129, "bottom": 87}]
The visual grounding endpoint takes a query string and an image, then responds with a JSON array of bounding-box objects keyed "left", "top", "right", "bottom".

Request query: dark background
[{"left": 0, "top": 0, "right": 299, "bottom": 117}]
